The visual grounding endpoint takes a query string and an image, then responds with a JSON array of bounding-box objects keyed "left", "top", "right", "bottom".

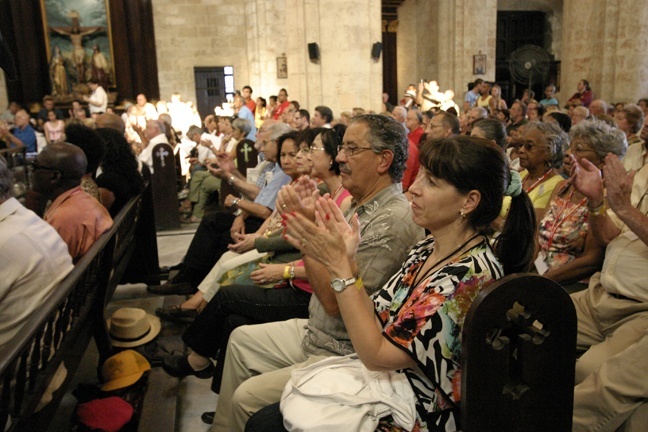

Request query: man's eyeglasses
[
  {"left": 337, "top": 145, "right": 373, "bottom": 156},
  {"left": 29, "top": 161, "right": 58, "bottom": 173}
]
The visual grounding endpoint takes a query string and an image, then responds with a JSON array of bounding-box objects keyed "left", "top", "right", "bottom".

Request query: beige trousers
[
  {"left": 210, "top": 319, "right": 329, "bottom": 432},
  {"left": 571, "top": 276, "right": 648, "bottom": 432}
]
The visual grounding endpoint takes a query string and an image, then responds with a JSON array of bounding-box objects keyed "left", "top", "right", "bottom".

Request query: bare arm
[{"left": 543, "top": 226, "right": 605, "bottom": 283}]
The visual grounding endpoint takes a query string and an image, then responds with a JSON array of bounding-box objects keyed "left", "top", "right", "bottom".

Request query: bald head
[
  {"left": 40, "top": 142, "right": 88, "bottom": 180},
  {"left": 95, "top": 113, "right": 126, "bottom": 134}
]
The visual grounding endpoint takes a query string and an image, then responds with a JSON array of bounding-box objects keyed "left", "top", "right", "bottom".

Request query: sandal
[
  {"left": 180, "top": 214, "right": 201, "bottom": 224},
  {"left": 155, "top": 305, "right": 199, "bottom": 324}
]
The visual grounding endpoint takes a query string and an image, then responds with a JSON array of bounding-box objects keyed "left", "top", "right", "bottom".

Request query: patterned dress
[
  {"left": 373, "top": 236, "right": 503, "bottom": 431},
  {"left": 537, "top": 184, "right": 589, "bottom": 271}
]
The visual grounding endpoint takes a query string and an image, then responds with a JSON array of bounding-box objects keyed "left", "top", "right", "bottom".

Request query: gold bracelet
[
  {"left": 283, "top": 265, "right": 291, "bottom": 280},
  {"left": 588, "top": 201, "right": 606, "bottom": 216}
]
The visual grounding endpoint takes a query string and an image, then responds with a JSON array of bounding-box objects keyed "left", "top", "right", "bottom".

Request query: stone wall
[
  {"left": 561, "top": 0, "right": 648, "bottom": 104},
  {"left": 151, "top": 0, "right": 251, "bottom": 105},
  {"left": 150, "top": 0, "right": 381, "bottom": 117}
]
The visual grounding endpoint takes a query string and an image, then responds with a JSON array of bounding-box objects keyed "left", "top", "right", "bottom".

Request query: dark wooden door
[
  {"left": 194, "top": 67, "right": 226, "bottom": 121},
  {"left": 496, "top": 11, "right": 549, "bottom": 104}
]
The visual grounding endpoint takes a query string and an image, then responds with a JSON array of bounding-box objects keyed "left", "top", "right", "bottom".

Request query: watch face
[{"left": 331, "top": 279, "right": 345, "bottom": 292}]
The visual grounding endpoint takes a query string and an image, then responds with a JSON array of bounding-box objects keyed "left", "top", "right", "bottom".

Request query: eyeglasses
[
  {"left": 29, "top": 161, "right": 59, "bottom": 173},
  {"left": 336, "top": 145, "right": 374, "bottom": 156},
  {"left": 309, "top": 146, "right": 326, "bottom": 154}
]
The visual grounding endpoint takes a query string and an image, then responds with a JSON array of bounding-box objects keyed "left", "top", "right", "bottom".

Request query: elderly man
[
  {"left": 506, "top": 101, "right": 528, "bottom": 141},
  {"left": 570, "top": 153, "right": 648, "bottom": 432},
  {"left": 0, "top": 157, "right": 74, "bottom": 350},
  {"left": 209, "top": 114, "right": 425, "bottom": 431},
  {"left": 467, "top": 106, "right": 488, "bottom": 133},
  {"left": 147, "top": 121, "right": 292, "bottom": 295},
  {"left": 31, "top": 143, "right": 113, "bottom": 261},
  {"left": 391, "top": 106, "right": 408, "bottom": 132},
  {"left": 589, "top": 99, "right": 608, "bottom": 117},
  {"left": 0, "top": 109, "right": 36, "bottom": 153},
  {"left": 425, "top": 110, "right": 460, "bottom": 140},
  {"left": 572, "top": 106, "right": 590, "bottom": 126},
  {"left": 311, "top": 105, "right": 333, "bottom": 128},
  {"left": 138, "top": 119, "right": 169, "bottom": 174},
  {"left": 233, "top": 95, "right": 256, "bottom": 141}
]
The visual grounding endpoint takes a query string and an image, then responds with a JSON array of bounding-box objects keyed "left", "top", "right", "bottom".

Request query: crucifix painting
[{"left": 40, "top": 0, "right": 115, "bottom": 97}]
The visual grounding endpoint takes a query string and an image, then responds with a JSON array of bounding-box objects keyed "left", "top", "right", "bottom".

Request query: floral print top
[
  {"left": 538, "top": 183, "right": 589, "bottom": 271},
  {"left": 373, "top": 236, "right": 503, "bottom": 431}
]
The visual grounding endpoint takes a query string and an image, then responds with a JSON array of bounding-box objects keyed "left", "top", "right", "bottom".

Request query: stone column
[
  {"left": 0, "top": 71, "right": 7, "bottom": 110},
  {"left": 561, "top": 0, "right": 648, "bottom": 103}
]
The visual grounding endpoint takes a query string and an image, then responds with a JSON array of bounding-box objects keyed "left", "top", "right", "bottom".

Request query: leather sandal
[{"left": 155, "top": 305, "right": 198, "bottom": 324}]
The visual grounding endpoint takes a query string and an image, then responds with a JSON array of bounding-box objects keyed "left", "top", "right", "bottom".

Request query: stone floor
[{"left": 51, "top": 225, "right": 217, "bottom": 431}]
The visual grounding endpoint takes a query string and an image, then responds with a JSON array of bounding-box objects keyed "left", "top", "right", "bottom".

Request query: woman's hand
[
  {"left": 276, "top": 177, "right": 319, "bottom": 220},
  {"left": 228, "top": 233, "right": 257, "bottom": 253},
  {"left": 283, "top": 197, "right": 360, "bottom": 272},
  {"left": 250, "top": 263, "right": 284, "bottom": 285}
]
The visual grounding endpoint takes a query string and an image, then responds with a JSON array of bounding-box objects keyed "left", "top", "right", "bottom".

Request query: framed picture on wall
[
  {"left": 473, "top": 54, "right": 486, "bottom": 75},
  {"left": 276, "top": 55, "right": 288, "bottom": 79},
  {"left": 40, "top": 0, "right": 115, "bottom": 96}
]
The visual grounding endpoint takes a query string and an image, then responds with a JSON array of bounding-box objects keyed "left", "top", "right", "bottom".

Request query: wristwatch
[
  {"left": 330, "top": 277, "right": 357, "bottom": 293},
  {"left": 231, "top": 198, "right": 240, "bottom": 207},
  {"left": 227, "top": 175, "right": 236, "bottom": 185}
]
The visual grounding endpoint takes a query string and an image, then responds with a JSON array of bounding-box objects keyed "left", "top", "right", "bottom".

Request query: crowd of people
[{"left": 1, "top": 76, "right": 648, "bottom": 431}]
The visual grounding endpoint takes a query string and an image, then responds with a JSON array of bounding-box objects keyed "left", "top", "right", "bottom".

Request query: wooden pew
[
  {"left": 461, "top": 273, "right": 577, "bottom": 432},
  {"left": 150, "top": 143, "right": 180, "bottom": 231},
  {"left": 218, "top": 139, "right": 259, "bottom": 207},
  {"left": 0, "top": 192, "right": 146, "bottom": 431}
]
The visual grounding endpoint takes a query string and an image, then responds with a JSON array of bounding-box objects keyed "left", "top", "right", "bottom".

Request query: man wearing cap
[
  {"left": 0, "top": 157, "right": 74, "bottom": 351},
  {"left": 30, "top": 142, "right": 113, "bottom": 261}
]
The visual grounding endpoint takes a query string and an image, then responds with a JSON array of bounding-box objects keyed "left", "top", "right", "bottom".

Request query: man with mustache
[{"left": 208, "top": 114, "right": 424, "bottom": 431}]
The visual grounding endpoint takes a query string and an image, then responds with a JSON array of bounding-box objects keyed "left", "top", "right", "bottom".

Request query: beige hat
[
  {"left": 101, "top": 350, "right": 151, "bottom": 391},
  {"left": 107, "top": 308, "right": 161, "bottom": 348}
]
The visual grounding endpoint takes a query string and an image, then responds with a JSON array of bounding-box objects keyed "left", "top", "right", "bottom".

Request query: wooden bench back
[
  {"left": 219, "top": 139, "right": 259, "bottom": 207},
  {"left": 151, "top": 143, "right": 180, "bottom": 231},
  {"left": 460, "top": 273, "right": 577, "bottom": 432}
]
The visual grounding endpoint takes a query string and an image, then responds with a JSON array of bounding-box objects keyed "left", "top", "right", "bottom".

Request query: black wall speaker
[
  {"left": 308, "top": 42, "right": 320, "bottom": 60},
  {"left": 371, "top": 42, "right": 382, "bottom": 59}
]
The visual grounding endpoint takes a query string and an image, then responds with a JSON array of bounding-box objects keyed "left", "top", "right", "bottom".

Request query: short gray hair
[
  {"left": 0, "top": 157, "right": 13, "bottom": 201},
  {"left": 523, "top": 121, "right": 568, "bottom": 169},
  {"left": 570, "top": 119, "right": 627, "bottom": 159},
  {"left": 267, "top": 122, "right": 292, "bottom": 141},
  {"left": 351, "top": 114, "right": 408, "bottom": 183},
  {"left": 232, "top": 118, "right": 252, "bottom": 136}
]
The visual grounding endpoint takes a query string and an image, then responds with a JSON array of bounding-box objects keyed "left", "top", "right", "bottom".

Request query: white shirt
[
  {"left": 0, "top": 198, "right": 74, "bottom": 350},
  {"left": 89, "top": 86, "right": 108, "bottom": 114}
]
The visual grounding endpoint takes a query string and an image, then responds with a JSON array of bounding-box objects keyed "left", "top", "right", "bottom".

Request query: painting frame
[
  {"left": 276, "top": 55, "right": 288, "bottom": 79},
  {"left": 39, "top": 0, "right": 115, "bottom": 94},
  {"left": 473, "top": 54, "right": 486, "bottom": 75}
]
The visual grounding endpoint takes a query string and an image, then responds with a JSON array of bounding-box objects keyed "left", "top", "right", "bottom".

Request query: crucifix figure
[
  {"left": 156, "top": 147, "right": 169, "bottom": 168},
  {"left": 49, "top": 10, "right": 104, "bottom": 84}
]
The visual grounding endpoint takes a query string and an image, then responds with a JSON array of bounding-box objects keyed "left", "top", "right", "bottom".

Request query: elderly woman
[
  {"left": 248, "top": 136, "right": 537, "bottom": 431},
  {"left": 615, "top": 103, "right": 645, "bottom": 147},
  {"left": 537, "top": 120, "right": 627, "bottom": 290},
  {"left": 514, "top": 121, "right": 567, "bottom": 220}
]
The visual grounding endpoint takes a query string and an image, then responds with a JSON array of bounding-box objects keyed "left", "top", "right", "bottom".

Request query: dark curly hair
[
  {"left": 96, "top": 128, "right": 144, "bottom": 197},
  {"left": 64, "top": 123, "right": 107, "bottom": 175}
]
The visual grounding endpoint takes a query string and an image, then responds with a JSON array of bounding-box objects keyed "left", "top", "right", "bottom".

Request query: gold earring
[{"left": 460, "top": 211, "right": 466, "bottom": 219}]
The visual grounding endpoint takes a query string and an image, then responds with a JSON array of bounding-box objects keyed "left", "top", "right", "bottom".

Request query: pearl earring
[{"left": 460, "top": 211, "right": 466, "bottom": 219}]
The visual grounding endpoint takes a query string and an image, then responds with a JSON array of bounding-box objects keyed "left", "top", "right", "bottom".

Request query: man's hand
[
  {"left": 603, "top": 154, "right": 635, "bottom": 215},
  {"left": 224, "top": 194, "right": 239, "bottom": 208},
  {"left": 216, "top": 152, "right": 236, "bottom": 173},
  {"left": 188, "top": 157, "right": 199, "bottom": 165},
  {"left": 570, "top": 154, "right": 604, "bottom": 206},
  {"left": 199, "top": 139, "right": 213, "bottom": 148}
]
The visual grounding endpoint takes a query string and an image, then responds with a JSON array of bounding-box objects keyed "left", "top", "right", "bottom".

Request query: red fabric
[
  {"left": 245, "top": 99, "right": 256, "bottom": 115},
  {"left": 401, "top": 140, "right": 420, "bottom": 191},
  {"left": 408, "top": 126, "right": 425, "bottom": 146},
  {"left": 273, "top": 101, "right": 290, "bottom": 120},
  {"left": 568, "top": 90, "right": 593, "bottom": 108},
  {"left": 77, "top": 397, "right": 133, "bottom": 432}
]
